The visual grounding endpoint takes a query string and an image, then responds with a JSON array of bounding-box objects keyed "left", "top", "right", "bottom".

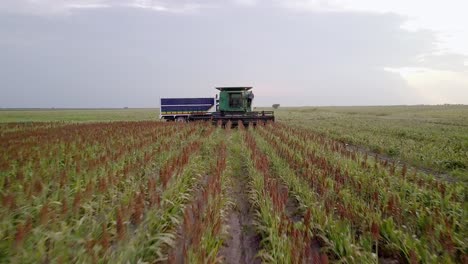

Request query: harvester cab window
[{"left": 229, "top": 93, "right": 242, "bottom": 108}]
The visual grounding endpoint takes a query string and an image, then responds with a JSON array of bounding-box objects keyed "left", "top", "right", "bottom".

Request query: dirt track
[{"left": 218, "top": 151, "right": 260, "bottom": 264}]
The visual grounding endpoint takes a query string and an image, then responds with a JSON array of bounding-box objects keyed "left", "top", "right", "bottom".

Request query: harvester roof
[{"left": 215, "top": 87, "right": 252, "bottom": 91}]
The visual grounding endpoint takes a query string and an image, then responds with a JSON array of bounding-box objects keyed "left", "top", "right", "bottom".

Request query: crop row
[
  {"left": 251, "top": 123, "right": 466, "bottom": 263},
  {"left": 240, "top": 123, "right": 330, "bottom": 263},
  {"left": 167, "top": 142, "right": 228, "bottom": 263},
  {"left": 0, "top": 122, "right": 224, "bottom": 262},
  {"left": 1, "top": 121, "right": 465, "bottom": 263}
]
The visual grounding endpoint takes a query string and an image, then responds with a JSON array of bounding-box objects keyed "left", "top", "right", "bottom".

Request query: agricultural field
[
  {"left": 0, "top": 107, "right": 467, "bottom": 263},
  {"left": 0, "top": 109, "right": 158, "bottom": 123},
  {"left": 275, "top": 105, "right": 468, "bottom": 182}
]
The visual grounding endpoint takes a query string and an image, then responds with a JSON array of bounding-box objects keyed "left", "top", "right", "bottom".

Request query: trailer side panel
[{"left": 160, "top": 97, "right": 215, "bottom": 120}]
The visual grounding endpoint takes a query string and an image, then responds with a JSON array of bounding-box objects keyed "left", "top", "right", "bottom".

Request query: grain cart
[{"left": 160, "top": 87, "right": 274, "bottom": 126}]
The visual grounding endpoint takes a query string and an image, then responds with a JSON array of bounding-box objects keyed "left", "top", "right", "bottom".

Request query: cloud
[
  {"left": 232, "top": 0, "right": 259, "bottom": 6},
  {"left": 273, "top": 0, "right": 346, "bottom": 11},
  {"left": 0, "top": 0, "right": 214, "bottom": 15},
  {"left": 0, "top": 6, "right": 436, "bottom": 107},
  {"left": 0, "top": 0, "right": 259, "bottom": 15},
  {"left": 273, "top": 0, "right": 468, "bottom": 56},
  {"left": 0, "top": 1, "right": 467, "bottom": 107},
  {"left": 405, "top": 69, "right": 468, "bottom": 104},
  {"left": 0, "top": 0, "right": 111, "bottom": 15},
  {"left": 416, "top": 53, "right": 468, "bottom": 72}
]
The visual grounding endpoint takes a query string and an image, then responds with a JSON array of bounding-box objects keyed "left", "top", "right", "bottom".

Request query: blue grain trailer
[{"left": 160, "top": 97, "right": 215, "bottom": 122}]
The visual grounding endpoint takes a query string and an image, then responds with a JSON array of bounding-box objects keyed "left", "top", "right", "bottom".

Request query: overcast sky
[{"left": 0, "top": 0, "right": 467, "bottom": 107}]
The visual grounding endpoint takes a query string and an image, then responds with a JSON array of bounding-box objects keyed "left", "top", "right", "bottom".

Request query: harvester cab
[{"left": 216, "top": 87, "right": 254, "bottom": 114}]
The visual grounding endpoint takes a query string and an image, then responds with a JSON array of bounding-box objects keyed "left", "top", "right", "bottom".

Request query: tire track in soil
[{"left": 219, "top": 148, "right": 260, "bottom": 264}]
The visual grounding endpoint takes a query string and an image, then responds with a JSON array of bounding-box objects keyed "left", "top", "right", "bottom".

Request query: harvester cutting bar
[{"left": 188, "top": 111, "right": 274, "bottom": 126}]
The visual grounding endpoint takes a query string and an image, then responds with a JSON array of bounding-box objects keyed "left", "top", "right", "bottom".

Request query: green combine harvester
[{"left": 160, "top": 87, "right": 275, "bottom": 126}]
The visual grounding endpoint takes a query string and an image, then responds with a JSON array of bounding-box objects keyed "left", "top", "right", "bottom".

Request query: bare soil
[
  {"left": 218, "top": 162, "right": 261, "bottom": 264},
  {"left": 284, "top": 187, "right": 303, "bottom": 223}
]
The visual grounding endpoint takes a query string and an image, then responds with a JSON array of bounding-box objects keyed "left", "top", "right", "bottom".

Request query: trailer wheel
[{"left": 176, "top": 117, "right": 187, "bottom": 122}]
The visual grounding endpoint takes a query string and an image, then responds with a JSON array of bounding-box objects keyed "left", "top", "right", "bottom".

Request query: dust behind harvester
[{"left": 160, "top": 87, "right": 275, "bottom": 126}]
